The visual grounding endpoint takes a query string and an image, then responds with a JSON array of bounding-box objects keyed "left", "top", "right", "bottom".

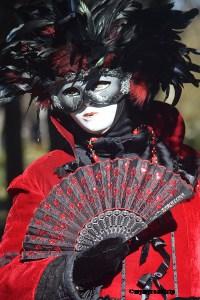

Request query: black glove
[{"left": 73, "top": 237, "right": 130, "bottom": 289}]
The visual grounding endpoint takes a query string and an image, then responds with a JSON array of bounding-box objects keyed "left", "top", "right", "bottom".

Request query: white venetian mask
[{"left": 70, "top": 104, "right": 117, "bottom": 134}]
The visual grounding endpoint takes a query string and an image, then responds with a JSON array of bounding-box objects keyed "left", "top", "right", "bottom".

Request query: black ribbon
[
  {"left": 139, "top": 241, "right": 150, "bottom": 266},
  {"left": 91, "top": 134, "right": 149, "bottom": 159},
  {"left": 56, "top": 160, "right": 79, "bottom": 177},
  {"left": 138, "top": 237, "right": 170, "bottom": 300}
]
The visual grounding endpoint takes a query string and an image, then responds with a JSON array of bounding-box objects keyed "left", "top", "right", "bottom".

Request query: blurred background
[{"left": 0, "top": 0, "right": 200, "bottom": 236}]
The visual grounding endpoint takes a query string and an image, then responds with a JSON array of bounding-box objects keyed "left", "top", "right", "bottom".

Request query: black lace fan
[{"left": 22, "top": 157, "right": 193, "bottom": 261}]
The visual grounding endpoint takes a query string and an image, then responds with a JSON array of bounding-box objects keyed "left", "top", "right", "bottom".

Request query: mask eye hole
[
  {"left": 94, "top": 81, "right": 111, "bottom": 91},
  {"left": 62, "top": 87, "right": 80, "bottom": 96}
]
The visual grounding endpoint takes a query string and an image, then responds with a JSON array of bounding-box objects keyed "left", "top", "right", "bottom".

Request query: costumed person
[{"left": 0, "top": 1, "right": 200, "bottom": 299}]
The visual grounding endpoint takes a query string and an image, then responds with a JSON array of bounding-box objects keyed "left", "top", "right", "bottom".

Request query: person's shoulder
[
  {"left": 146, "top": 101, "right": 185, "bottom": 152},
  {"left": 146, "top": 101, "right": 199, "bottom": 157},
  {"left": 24, "top": 149, "right": 74, "bottom": 174},
  {"left": 8, "top": 150, "right": 74, "bottom": 195}
]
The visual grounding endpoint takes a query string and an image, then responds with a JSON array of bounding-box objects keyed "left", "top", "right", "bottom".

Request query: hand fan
[{"left": 22, "top": 156, "right": 193, "bottom": 261}]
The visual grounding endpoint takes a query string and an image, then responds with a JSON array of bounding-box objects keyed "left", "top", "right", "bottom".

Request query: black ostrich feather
[{"left": 0, "top": 0, "right": 199, "bottom": 105}]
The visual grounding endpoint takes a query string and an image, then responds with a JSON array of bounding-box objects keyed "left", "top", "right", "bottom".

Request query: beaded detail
[{"left": 88, "top": 125, "right": 158, "bottom": 164}]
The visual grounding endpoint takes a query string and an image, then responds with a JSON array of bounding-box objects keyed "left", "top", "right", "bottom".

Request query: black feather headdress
[{"left": 0, "top": 0, "right": 199, "bottom": 106}]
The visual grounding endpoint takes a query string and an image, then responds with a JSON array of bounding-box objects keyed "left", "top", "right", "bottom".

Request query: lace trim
[
  {"left": 121, "top": 260, "right": 126, "bottom": 300},
  {"left": 171, "top": 232, "right": 179, "bottom": 297}
]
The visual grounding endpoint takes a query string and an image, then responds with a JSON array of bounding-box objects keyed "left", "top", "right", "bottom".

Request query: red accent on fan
[{"left": 22, "top": 157, "right": 193, "bottom": 261}]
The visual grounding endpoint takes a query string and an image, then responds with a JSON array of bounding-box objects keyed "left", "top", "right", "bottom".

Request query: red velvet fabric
[
  {"left": 0, "top": 103, "right": 199, "bottom": 299},
  {"left": 100, "top": 187, "right": 200, "bottom": 299},
  {"left": 0, "top": 150, "right": 74, "bottom": 300}
]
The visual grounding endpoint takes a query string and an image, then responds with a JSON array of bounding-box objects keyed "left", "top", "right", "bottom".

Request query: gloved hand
[{"left": 73, "top": 237, "right": 130, "bottom": 289}]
